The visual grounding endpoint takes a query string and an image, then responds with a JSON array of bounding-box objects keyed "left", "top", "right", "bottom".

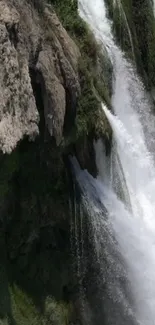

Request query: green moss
[
  {"left": 10, "top": 285, "right": 41, "bottom": 325},
  {"left": 120, "top": 0, "right": 155, "bottom": 87},
  {"left": 44, "top": 297, "right": 72, "bottom": 325},
  {"left": 0, "top": 319, "right": 9, "bottom": 325},
  {"left": 50, "top": 0, "right": 84, "bottom": 37},
  {"left": 9, "top": 286, "right": 72, "bottom": 325},
  {"left": 132, "top": 0, "right": 155, "bottom": 87},
  {"left": 105, "top": 0, "right": 155, "bottom": 88},
  {"left": 105, "top": 0, "right": 134, "bottom": 59},
  {"left": 49, "top": 0, "right": 112, "bottom": 140},
  {"left": 75, "top": 57, "right": 111, "bottom": 139}
]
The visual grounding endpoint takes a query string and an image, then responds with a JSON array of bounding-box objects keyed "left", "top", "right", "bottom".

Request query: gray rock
[
  {"left": 0, "top": 1, "right": 39, "bottom": 153},
  {"left": 0, "top": 0, "right": 80, "bottom": 152}
]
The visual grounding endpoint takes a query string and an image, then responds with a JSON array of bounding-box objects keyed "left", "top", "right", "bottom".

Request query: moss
[
  {"left": 121, "top": 0, "right": 155, "bottom": 87},
  {"left": 49, "top": 0, "right": 84, "bottom": 37},
  {"left": 9, "top": 286, "right": 72, "bottom": 325},
  {"left": 105, "top": 0, "right": 155, "bottom": 88},
  {"left": 132, "top": 0, "right": 155, "bottom": 87},
  {"left": 0, "top": 228, "right": 72, "bottom": 323},
  {"left": 0, "top": 232, "right": 72, "bottom": 325},
  {"left": 10, "top": 285, "right": 41, "bottom": 325},
  {"left": 0, "top": 134, "right": 71, "bottom": 320},
  {"left": 44, "top": 297, "right": 72, "bottom": 325},
  {"left": 49, "top": 0, "right": 112, "bottom": 140},
  {"left": 105, "top": 0, "right": 134, "bottom": 59},
  {"left": 76, "top": 57, "right": 111, "bottom": 139},
  {"left": 0, "top": 319, "right": 9, "bottom": 325}
]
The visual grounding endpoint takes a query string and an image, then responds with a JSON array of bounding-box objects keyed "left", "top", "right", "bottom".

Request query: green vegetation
[
  {"left": 9, "top": 285, "right": 72, "bottom": 325},
  {"left": 10, "top": 285, "right": 41, "bottom": 325},
  {"left": 44, "top": 297, "right": 72, "bottom": 325},
  {"left": 0, "top": 224, "right": 72, "bottom": 325},
  {"left": 0, "top": 134, "right": 71, "bottom": 323},
  {"left": 50, "top": 0, "right": 112, "bottom": 139},
  {"left": 0, "top": 319, "right": 9, "bottom": 325},
  {"left": 132, "top": 0, "right": 155, "bottom": 87},
  {"left": 105, "top": 0, "right": 135, "bottom": 59},
  {"left": 105, "top": 0, "right": 155, "bottom": 88}
]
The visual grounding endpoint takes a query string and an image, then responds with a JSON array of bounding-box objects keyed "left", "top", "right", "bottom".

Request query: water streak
[{"left": 113, "top": 0, "right": 135, "bottom": 60}]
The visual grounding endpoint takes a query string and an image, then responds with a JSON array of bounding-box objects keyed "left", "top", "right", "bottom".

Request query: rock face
[
  {"left": 0, "top": 1, "right": 111, "bottom": 324},
  {"left": 0, "top": 0, "right": 80, "bottom": 152},
  {"left": 36, "top": 7, "right": 80, "bottom": 144},
  {"left": 0, "top": 1, "right": 39, "bottom": 153},
  {"left": 0, "top": 1, "right": 82, "bottom": 324}
]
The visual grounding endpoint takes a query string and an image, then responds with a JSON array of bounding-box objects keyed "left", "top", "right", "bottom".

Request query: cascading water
[
  {"left": 71, "top": 0, "right": 155, "bottom": 324},
  {"left": 112, "top": 0, "right": 135, "bottom": 61}
]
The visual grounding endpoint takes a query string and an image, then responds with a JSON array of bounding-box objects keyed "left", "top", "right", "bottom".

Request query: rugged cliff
[
  {"left": 1, "top": 0, "right": 155, "bottom": 323},
  {"left": 0, "top": 0, "right": 111, "bottom": 324}
]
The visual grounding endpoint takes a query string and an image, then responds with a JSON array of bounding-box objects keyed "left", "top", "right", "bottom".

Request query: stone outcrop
[
  {"left": 0, "top": 1, "right": 111, "bottom": 324},
  {"left": 0, "top": 0, "right": 80, "bottom": 152}
]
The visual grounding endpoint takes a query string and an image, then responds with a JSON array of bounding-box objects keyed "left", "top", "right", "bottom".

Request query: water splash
[
  {"left": 94, "top": 140, "right": 155, "bottom": 325},
  {"left": 70, "top": 157, "right": 138, "bottom": 324},
  {"left": 76, "top": 0, "right": 155, "bottom": 324},
  {"left": 71, "top": 152, "right": 155, "bottom": 324},
  {"left": 78, "top": 0, "right": 155, "bottom": 155}
]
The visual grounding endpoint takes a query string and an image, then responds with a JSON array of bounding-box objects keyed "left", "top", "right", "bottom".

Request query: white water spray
[{"left": 75, "top": 0, "right": 155, "bottom": 324}]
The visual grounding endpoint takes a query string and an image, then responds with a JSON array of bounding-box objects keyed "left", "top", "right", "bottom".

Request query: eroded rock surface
[{"left": 0, "top": 0, "right": 80, "bottom": 152}]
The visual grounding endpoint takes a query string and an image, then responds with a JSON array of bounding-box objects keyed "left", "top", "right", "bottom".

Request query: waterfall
[
  {"left": 112, "top": 0, "right": 135, "bottom": 60},
  {"left": 71, "top": 0, "right": 155, "bottom": 324},
  {"left": 94, "top": 139, "right": 155, "bottom": 324},
  {"left": 78, "top": 0, "right": 155, "bottom": 155},
  {"left": 70, "top": 157, "right": 139, "bottom": 324}
]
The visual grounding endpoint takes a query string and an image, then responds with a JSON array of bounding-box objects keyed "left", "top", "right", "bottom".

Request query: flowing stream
[{"left": 71, "top": 0, "right": 155, "bottom": 324}]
